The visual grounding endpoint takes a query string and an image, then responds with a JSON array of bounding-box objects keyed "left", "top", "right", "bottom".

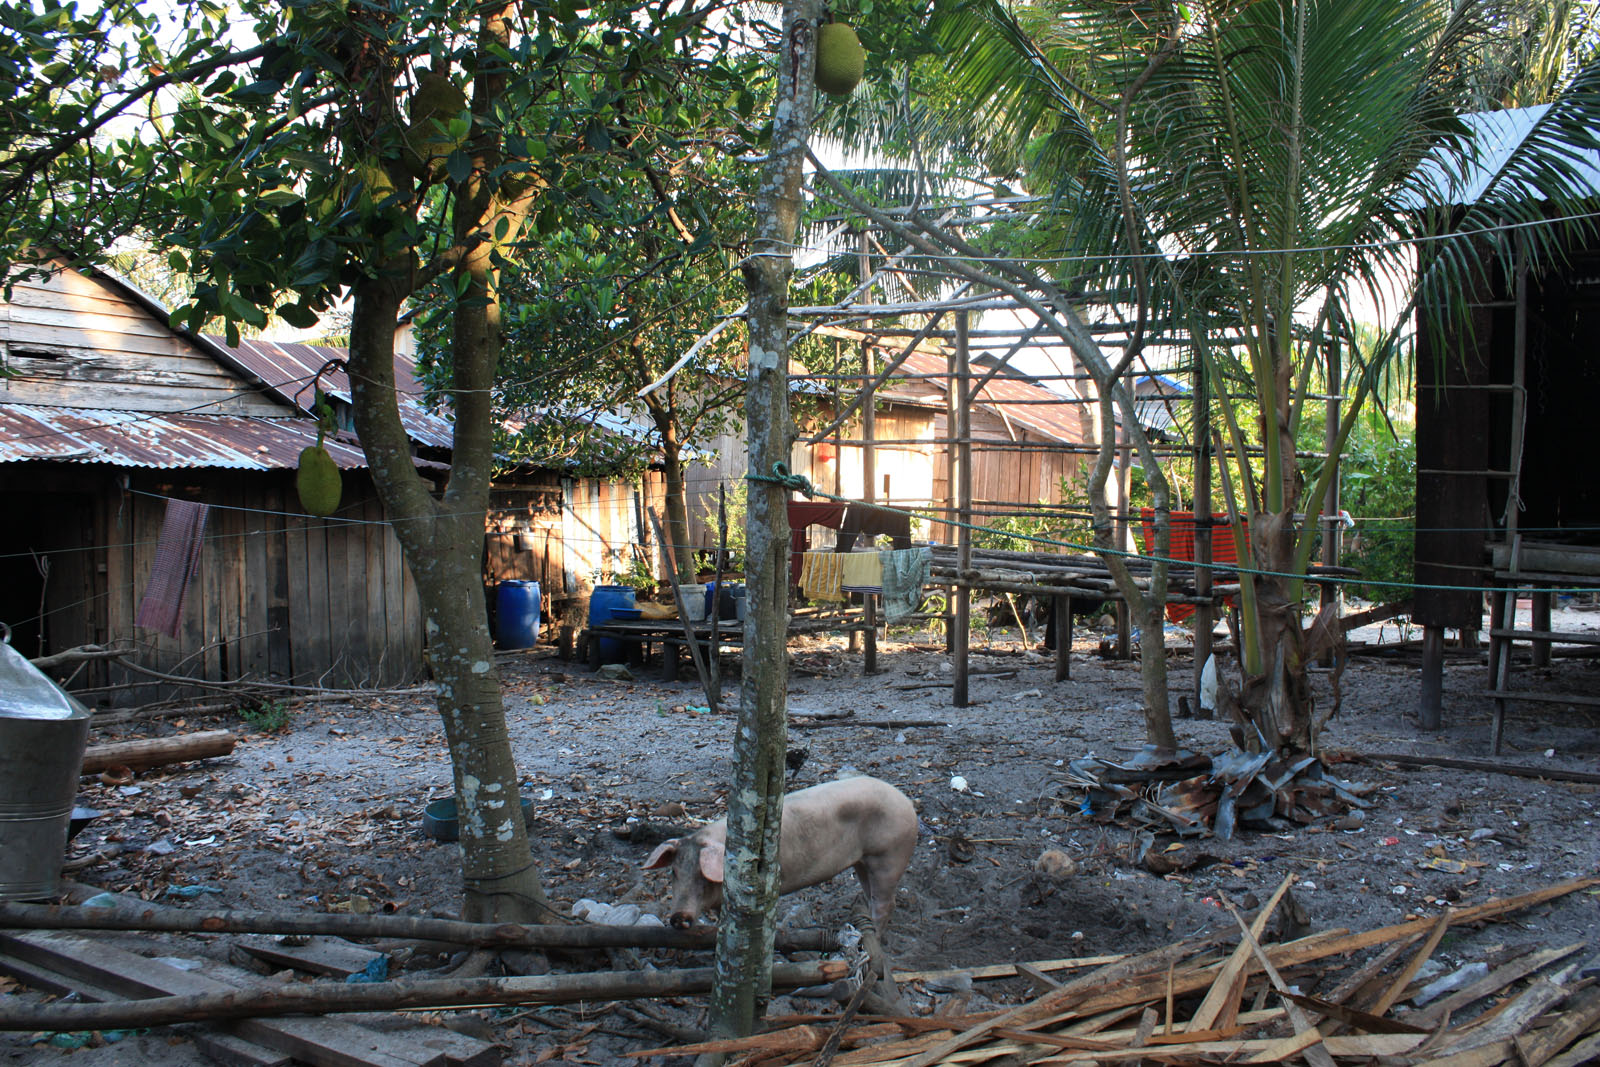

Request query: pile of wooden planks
[
  {"left": 0, "top": 928, "right": 500, "bottom": 1067},
  {"left": 631, "top": 876, "right": 1600, "bottom": 1066}
]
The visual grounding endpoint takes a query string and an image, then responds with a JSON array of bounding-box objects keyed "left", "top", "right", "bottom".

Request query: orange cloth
[{"left": 1139, "top": 510, "right": 1245, "bottom": 623}]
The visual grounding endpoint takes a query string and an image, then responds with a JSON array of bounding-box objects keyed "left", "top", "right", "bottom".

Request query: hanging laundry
[
  {"left": 135, "top": 499, "right": 210, "bottom": 638},
  {"left": 836, "top": 503, "right": 912, "bottom": 553},
  {"left": 787, "top": 501, "right": 847, "bottom": 584},
  {"left": 879, "top": 546, "right": 931, "bottom": 622},
  {"left": 839, "top": 550, "right": 884, "bottom": 592},
  {"left": 799, "top": 550, "right": 846, "bottom": 602}
]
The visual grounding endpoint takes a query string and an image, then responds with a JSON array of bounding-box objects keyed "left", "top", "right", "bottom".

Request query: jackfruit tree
[{"left": 0, "top": 0, "right": 766, "bottom": 925}]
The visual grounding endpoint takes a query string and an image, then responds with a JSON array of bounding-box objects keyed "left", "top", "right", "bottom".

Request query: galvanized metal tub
[
  {"left": 0, "top": 710, "right": 91, "bottom": 900},
  {"left": 0, "top": 638, "right": 93, "bottom": 901}
]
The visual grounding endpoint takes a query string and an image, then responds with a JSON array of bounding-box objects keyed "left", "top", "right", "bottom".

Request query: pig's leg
[
  {"left": 857, "top": 829, "right": 916, "bottom": 930},
  {"left": 853, "top": 859, "right": 900, "bottom": 930}
]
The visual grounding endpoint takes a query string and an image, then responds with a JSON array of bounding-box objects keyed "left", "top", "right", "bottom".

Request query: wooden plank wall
[
  {"left": 484, "top": 473, "right": 566, "bottom": 622},
  {"left": 50, "top": 467, "right": 427, "bottom": 707},
  {"left": 929, "top": 410, "right": 1083, "bottom": 546},
  {"left": 547, "top": 469, "right": 669, "bottom": 595},
  {"left": 681, "top": 400, "right": 1084, "bottom": 551},
  {"left": 0, "top": 267, "right": 284, "bottom": 416}
]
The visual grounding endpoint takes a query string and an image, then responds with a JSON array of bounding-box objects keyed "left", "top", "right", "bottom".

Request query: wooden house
[
  {"left": 681, "top": 342, "right": 1096, "bottom": 553},
  {"left": 1411, "top": 105, "right": 1600, "bottom": 749},
  {"left": 0, "top": 263, "right": 656, "bottom": 705}
]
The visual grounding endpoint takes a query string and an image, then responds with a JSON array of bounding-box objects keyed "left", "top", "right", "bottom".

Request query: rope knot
[{"left": 747, "top": 462, "right": 816, "bottom": 497}]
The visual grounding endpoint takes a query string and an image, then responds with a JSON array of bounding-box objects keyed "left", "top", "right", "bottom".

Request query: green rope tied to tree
[{"left": 746, "top": 462, "right": 818, "bottom": 498}]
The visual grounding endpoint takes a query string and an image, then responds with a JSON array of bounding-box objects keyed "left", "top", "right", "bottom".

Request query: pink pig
[{"left": 641, "top": 775, "right": 917, "bottom": 930}]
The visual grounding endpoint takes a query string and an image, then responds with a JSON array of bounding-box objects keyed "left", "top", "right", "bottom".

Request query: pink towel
[{"left": 135, "top": 499, "right": 210, "bottom": 638}]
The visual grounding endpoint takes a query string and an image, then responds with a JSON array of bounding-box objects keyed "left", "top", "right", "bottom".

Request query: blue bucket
[
  {"left": 588, "top": 585, "right": 637, "bottom": 663},
  {"left": 496, "top": 580, "right": 541, "bottom": 649}
]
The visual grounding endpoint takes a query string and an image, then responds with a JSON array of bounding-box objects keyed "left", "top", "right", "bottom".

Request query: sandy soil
[{"left": 4, "top": 601, "right": 1600, "bottom": 1065}]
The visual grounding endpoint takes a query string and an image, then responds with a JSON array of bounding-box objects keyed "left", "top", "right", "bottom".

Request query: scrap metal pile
[{"left": 1060, "top": 745, "right": 1377, "bottom": 840}]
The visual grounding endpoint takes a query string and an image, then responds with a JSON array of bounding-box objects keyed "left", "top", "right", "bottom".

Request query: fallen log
[
  {"left": 79, "top": 730, "right": 238, "bottom": 774},
  {"left": 1339, "top": 751, "right": 1600, "bottom": 786},
  {"left": 0, "top": 960, "right": 847, "bottom": 1031},
  {"left": 0, "top": 901, "right": 837, "bottom": 953}
]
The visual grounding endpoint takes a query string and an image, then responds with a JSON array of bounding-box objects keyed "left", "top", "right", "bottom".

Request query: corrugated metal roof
[
  {"left": 205, "top": 336, "right": 457, "bottom": 450},
  {"left": 1409, "top": 105, "right": 1600, "bottom": 207},
  {"left": 0, "top": 405, "right": 373, "bottom": 470},
  {"left": 898, "top": 350, "right": 1089, "bottom": 445}
]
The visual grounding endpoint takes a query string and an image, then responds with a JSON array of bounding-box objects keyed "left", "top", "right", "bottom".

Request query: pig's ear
[
  {"left": 642, "top": 840, "right": 679, "bottom": 869},
  {"left": 698, "top": 839, "right": 726, "bottom": 883}
]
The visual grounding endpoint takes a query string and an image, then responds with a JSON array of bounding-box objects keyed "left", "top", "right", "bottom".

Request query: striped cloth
[{"left": 799, "top": 551, "right": 846, "bottom": 602}]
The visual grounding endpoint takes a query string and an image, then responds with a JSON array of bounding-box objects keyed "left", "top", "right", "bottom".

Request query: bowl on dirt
[{"left": 421, "top": 796, "right": 535, "bottom": 842}]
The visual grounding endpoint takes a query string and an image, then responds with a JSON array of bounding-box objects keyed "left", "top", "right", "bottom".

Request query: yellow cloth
[
  {"left": 800, "top": 550, "right": 846, "bottom": 602},
  {"left": 840, "top": 550, "right": 884, "bottom": 590}
]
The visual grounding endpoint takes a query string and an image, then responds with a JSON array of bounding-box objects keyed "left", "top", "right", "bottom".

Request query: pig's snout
[{"left": 669, "top": 911, "right": 695, "bottom": 929}]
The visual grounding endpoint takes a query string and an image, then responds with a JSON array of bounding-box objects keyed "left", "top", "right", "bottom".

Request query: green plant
[
  {"left": 596, "top": 551, "right": 658, "bottom": 593},
  {"left": 240, "top": 699, "right": 292, "bottom": 734},
  {"left": 971, "top": 475, "right": 1096, "bottom": 554},
  {"left": 1341, "top": 431, "right": 1416, "bottom": 604},
  {"left": 699, "top": 482, "right": 748, "bottom": 574}
]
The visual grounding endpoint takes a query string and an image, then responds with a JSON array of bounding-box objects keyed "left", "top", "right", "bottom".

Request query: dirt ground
[{"left": 5, "top": 599, "right": 1600, "bottom": 1066}]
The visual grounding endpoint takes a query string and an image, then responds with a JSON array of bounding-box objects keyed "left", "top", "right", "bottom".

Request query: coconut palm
[{"left": 921, "top": 0, "right": 1600, "bottom": 756}]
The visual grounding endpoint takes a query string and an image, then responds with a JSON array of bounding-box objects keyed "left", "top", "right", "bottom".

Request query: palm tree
[{"left": 923, "top": 0, "right": 1600, "bottom": 756}]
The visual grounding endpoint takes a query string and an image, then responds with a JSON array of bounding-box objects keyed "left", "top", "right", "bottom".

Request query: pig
[{"left": 641, "top": 775, "right": 917, "bottom": 930}]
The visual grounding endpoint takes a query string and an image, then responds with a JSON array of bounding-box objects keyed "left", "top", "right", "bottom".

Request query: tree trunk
[
  {"left": 1242, "top": 509, "right": 1314, "bottom": 756},
  {"left": 661, "top": 432, "right": 696, "bottom": 584},
  {"left": 344, "top": 30, "right": 553, "bottom": 923},
  {"left": 1086, "top": 387, "right": 1176, "bottom": 750},
  {"left": 708, "top": 0, "right": 820, "bottom": 1043}
]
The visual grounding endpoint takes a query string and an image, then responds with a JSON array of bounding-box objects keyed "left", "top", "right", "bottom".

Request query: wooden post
[
  {"left": 1321, "top": 334, "right": 1342, "bottom": 666},
  {"left": 708, "top": 485, "right": 728, "bottom": 707},
  {"left": 1531, "top": 592, "right": 1552, "bottom": 668},
  {"left": 647, "top": 507, "right": 715, "bottom": 711},
  {"left": 1487, "top": 589, "right": 1508, "bottom": 690},
  {"left": 860, "top": 229, "right": 879, "bottom": 675},
  {"left": 1419, "top": 624, "right": 1444, "bottom": 731},
  {"left": 1115, "top": 417, "right": 1133, "bottom": 661},
  {"left": 954, "top": 311, "right": 972, "bottom": 706},
  {"left": 944, "top": 321, "right": 958, "bottom": 655},
  {"left": 1053, "top": 594, "right": 1070, "bottom": 682}
]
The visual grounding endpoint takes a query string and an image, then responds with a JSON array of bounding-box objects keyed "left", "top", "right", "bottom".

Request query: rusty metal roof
[
  {"left": 0, "top": 405, "right": 375, "bottom": 470},
  {"left": 898, "top": 350, "right": 1089, "bottom": 445},
  {"left": 206, "top": 336, "right": 456, "bottom": 450}
]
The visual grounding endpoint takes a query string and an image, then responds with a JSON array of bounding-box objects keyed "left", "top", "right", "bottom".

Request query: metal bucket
[{"left": 0, "top": 637, "right": 93, "bottom": 902}]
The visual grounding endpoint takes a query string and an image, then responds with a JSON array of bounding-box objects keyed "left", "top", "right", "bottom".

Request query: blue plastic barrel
[
  {"left": 496, "top": 580, "right": 541, "bottom": 650},
  {"left": 588, "top": 585, "right": 636, "bottom": 663}
]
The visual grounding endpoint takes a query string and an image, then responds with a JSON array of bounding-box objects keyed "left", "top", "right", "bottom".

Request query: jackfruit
[
  {"left": 409, "top": 72, "right": 468, "bottom": 127},
  {"left": 351, "top": 159, "right": 399, "bottom": 205},
  {"left": 403, "top": 72, "right": 469, "bottom": 180},
  {"left": 296, "top": 445, "right": 342, "bottom": 516},
  {"left": 815, "top": 22, "right": 865, "bottom": 97}
]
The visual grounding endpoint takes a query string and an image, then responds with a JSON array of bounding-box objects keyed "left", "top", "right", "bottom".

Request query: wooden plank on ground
[
  {"left": 1409, "top": 942, "right": 1587, "bottom": 1030},
  {"left": 237, "top": 935, "right": 387, "bottom": 979},
  {"left": 0, "top": 931, "right": 445, "bottom": 1067},
  {"left": 1513, "top": 985, "right": 1600, "bottom": 1067},
  {"left": 194, "top": 1030, "right": 297, "bottom": 1067},
  {"left": 0, "top": 944, "right": 291, "bottom": 1067}
]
